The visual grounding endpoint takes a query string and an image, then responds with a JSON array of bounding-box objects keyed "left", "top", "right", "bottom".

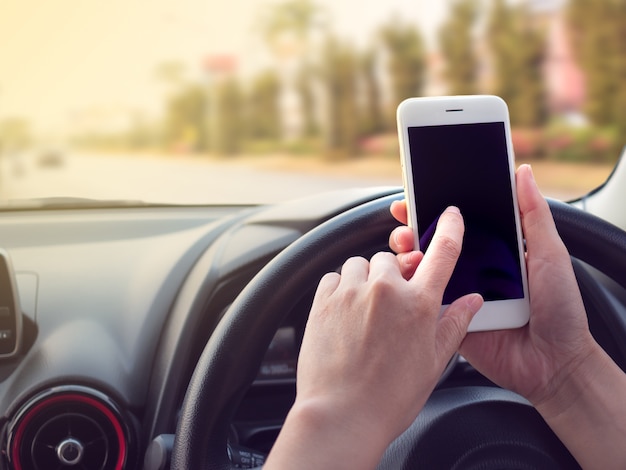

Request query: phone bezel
[{"left": 397, "top": 95, "right": 530, "bottom": 331}]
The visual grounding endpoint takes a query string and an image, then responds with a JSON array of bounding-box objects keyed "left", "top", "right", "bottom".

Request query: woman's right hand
[{"left": 390, "top": 164, "right": 596, "bottom": 410}]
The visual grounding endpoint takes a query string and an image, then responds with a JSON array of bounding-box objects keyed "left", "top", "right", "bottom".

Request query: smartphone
[{"left": 397, "top": 95, "right": 530, "bottom": 331}]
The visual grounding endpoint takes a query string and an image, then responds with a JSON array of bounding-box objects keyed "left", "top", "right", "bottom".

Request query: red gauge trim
[{"left": 9, "top": 392, "right": 127, "bottom": 470}]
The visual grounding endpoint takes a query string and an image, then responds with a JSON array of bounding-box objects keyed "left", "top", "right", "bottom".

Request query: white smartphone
[{"left": 397, "top": 95, "right": 530, "bottom": 331}]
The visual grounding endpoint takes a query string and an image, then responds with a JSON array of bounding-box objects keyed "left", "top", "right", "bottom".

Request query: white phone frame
[{"left": 397, "top": 95, "right": 530, "bottom": 331}]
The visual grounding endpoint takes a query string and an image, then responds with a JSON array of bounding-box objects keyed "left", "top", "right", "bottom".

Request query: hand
[
  {"left": 265, "top": 206, "right": 483, "bottom": 469},
  {"left": 389, "top": 164, "right": 596, "bottom": 409}
]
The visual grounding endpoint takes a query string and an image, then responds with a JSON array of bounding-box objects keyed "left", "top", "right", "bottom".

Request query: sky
[{"left": 0, "top": 0, "right": 451, "bottom": 135}]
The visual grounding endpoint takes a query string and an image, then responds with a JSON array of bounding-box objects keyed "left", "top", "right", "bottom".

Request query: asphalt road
[{"left": 0, "top": 151, "right": 401, "bottom": 205}]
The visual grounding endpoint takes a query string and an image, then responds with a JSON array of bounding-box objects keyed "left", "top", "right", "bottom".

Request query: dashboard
[
  {"left": 0, "top": 187, "right": 396, "bottom": 469},
  {"left": 0, "top": 186, "right": 624, "bottom": 470}
]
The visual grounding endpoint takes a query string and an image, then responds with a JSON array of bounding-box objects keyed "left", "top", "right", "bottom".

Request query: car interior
[
  {"left": 0, "top": 151, "right": 624, "bottom": 469},
  {"left": 2, "top": 0, "right": 626, "bottom": 469}
]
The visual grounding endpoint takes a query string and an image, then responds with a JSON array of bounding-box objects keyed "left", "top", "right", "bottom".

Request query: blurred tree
[
  {"left": 154, "top": 61, "right": 187, "bottom": 88},
  {"left": 359, "top": 48, "right": 386, "bottom": 135},
  {"left": 162, "top": 83, "right": 209, "bottom": 153},
  {"left": 439, "top": 0, "right": 479, "bottom": 95},
  {"left": 295, "top": 62, "right": 320, "bottom": 138},
  {"left": 569, "top": 0, "right": 626, "bottom": 140},
  {"left": 320, "top": 36, "right": 359, "bottom": 158},
  {"left": 126, "top": 113, "right": 158, "bottom": 150},
  {"left": 487, "top": 0, "right": 547, "bottom": 127},
  {"left": 247, "top": 70, "right": 281, "bottom": 140},
  {"left": 0, "top": 118, "right": 32, "bottom": 152},
  {"left": 380, "top": 20, "right": 426, "bottom": 126},
  {"left": 259, "top": 0, "right": 326, "bottom": 53},
  {"left": 258, "top": 0, "right": 327, "bottom": 141},
  {"left": 211, "top": 78, "right": 243, "bottom": 155}
]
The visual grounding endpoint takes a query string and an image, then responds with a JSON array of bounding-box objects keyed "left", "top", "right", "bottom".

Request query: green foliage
[
  {"left": 511, "top": 124, "right": 620, "bottom": 164},
  {"left": 162, "top": 83, "right": 209, "bottom": 153},
  {"left": 295, "top": 63, "right": 320, "bottom": 138},
  {"left": 210, "top": 78, "right": 244, "bottom": 155},
  {"left": 320, "top": 36, "right": 360, "bottom": 159},
  {"left": 543, "top": 124, "right": 619, "bottom": 163},
  {"left": 487, "top": 0, "right": 547, "bottom": 127},
  {"left": 246, "top": 70, "right": 281, "bottom": 141},
  {"left": 380, "top": 19, "right": 426, "bottom": 111},
  {"left": 81, "top": 0, "right": 625, "bottom": 166},
  {"left": 258, "top": 0, "right": 327, "bottom": 57},
  {"left": 439, "top": 0, "right": 479, "bottom": 95},
  {"left": 568, "top": 0, "right": 626, "bottom": 138},
  {"left": 0, "top": 118, "right": 32, "bottom": 152},
  {"left": 359, "top": 48, "right": 386, "bottom": 134}
]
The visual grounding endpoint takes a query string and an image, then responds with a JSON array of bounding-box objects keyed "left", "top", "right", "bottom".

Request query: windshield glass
[{"left": 1, "top": 0, "right": 623, "bottom": 206}]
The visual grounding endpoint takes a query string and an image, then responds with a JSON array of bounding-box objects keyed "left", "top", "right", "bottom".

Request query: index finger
[{"left": 411, "top": 206, "right": 465, "bottom": 295}]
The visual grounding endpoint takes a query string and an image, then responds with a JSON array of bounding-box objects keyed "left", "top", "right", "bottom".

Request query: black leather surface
[
  {"left": 377, "top": 387, "right": 581, "bottom": 469},
  {"left": 548, "top": 198, "right": 626, "bottom": 288}
]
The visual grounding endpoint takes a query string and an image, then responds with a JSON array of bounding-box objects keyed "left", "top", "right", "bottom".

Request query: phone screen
[{"left": 408, "top": 121, "right": 524, "bottom": 304}]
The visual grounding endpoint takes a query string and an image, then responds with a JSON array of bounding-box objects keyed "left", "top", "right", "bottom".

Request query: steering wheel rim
[{"left": 171, "top": 193, "right": 626, "bottom": 469}]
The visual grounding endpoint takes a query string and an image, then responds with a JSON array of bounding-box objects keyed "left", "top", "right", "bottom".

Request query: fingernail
[
  {"left": 445, "top": 206, "right": 461, "bottom": 215},
  {"left": 467, "top": 293, "right": 484, "bottom": 310},
  {"left": 521, "top": 163, "right": 536, "bottom": 182}
]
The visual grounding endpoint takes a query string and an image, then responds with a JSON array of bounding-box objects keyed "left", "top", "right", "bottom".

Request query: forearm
[
  {"left": 264, "top": 399, "right": 390, "bottom": 470},
  {"left": 535, "top": 344, "right": 626, "bottom": 469}
]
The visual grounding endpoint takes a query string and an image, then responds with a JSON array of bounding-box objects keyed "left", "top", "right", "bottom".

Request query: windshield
[{"left": 1, "top": 0, "right": 623, "bottom": 206}]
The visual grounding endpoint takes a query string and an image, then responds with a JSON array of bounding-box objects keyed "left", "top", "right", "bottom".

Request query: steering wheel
[{"left": 170, "top": 192, "right": 626, "bottom": 469}]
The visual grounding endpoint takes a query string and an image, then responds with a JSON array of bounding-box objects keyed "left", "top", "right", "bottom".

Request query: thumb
[
  {"left": 516, "top": 164, "right": 568, "bottom": 259},
  {"left": 436, "top": 293, "right": 483, "bottom": 356}
]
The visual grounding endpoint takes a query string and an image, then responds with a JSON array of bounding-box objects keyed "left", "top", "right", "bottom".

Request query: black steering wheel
[{"left": 171, "top": 193, "right": 626, "bottom": 469}]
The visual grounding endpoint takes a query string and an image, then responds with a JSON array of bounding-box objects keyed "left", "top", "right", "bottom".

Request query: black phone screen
[{"left": 408, "top": 122, "right": 524, "bottom": 304}]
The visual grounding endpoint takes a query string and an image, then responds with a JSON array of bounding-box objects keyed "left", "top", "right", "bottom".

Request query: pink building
[{"left": 543, "top": 11, "right": 586, "bottom": 117}]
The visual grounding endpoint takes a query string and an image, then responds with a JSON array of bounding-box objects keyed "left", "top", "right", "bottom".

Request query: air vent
[{"left": 5, "top": 386, "right": 132, "bottom": 470}]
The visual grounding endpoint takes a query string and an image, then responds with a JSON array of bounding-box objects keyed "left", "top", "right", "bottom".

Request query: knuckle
[
  {"left": 368, "top": 274, "right": 398, "bottom": 302},
  {"left": 434, "top": 233, "right": 462, "bottom": 260},
  {"left": 371, "top": 251, "right": 395, "bottom": 263}
]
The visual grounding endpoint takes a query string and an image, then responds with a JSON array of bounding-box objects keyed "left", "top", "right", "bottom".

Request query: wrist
[
  {"left": 266, "top": 397, "right": 390, "bottom": 470},
  {"left": 533, "top": 340, "right": 610, "bottom": 419},
  {"left": 532, "top": 342, "right": 626, "bottom": 469}
]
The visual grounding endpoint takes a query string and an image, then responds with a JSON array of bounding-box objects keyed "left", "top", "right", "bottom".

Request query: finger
[
  {"left": 516, "top": 165, "right": 569, "bottom": 259},
  {"left": 368, "top": 251, "right": 404, "bottom": 283},
  {"left": 396, "top": 251, "right": 423, "bottom": 280},
  {"left": 436, "top": 293, "right": 483, "bottom": 355},
  {"left": 390, "top": 199, "right": 409, "bottom": 225},
  {"left": 310, "top": 271, "right": 341, "bottom": 316},
  {"left": 389, "top": 225, "right": 415, "bottom": 254},
  {"left": 338, "top": 256, "right": 370, "bottom": 285},
  {"left": 411, "top": 206, "right": 464, "bottom": 293}
]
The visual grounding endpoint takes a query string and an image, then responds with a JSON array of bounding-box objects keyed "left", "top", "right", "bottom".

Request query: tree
[
  {"left": 295, "top": 62, "right": 320, "bottom": 138},
  {"left": 380, "top": 20, "right": 426, "bottom": 126},
  {"left": 211, "top": 78, "right": 243, "bottom": 155},
  {"left": 258, "top": 0, "right": 326, "bottom": 54},
  {"left": 258, "top": 0, "right": 327, "bottom": 141},
  {"left": 486, "top": 0, "right": 547, "bottom": 127},
  {"left": 162, "top": 83, "right": 209, "bottom": 153},
  {"left": 320, "top": 36, "right": 359, "bottom": 158},
  {"left": 247, "top": 70, "right": 281, "bottom": 141},
  {"left": 439, "top": 0, "right": 479, "bottom": 96},
  {"left": 568, "top": 0, "right": 626, "bottom": 137},
  {"left": 154, "top": 61, "right": 186, "bottom": 89},
  {"left": 0, "top": 118, "right": 32, "bottom": 153},
  {"left": 359, "top": 48, "right": 386, "bottom": 135}
]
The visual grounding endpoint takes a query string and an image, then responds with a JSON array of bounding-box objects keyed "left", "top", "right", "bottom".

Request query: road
[{"left": 0, "top": 151, "right": 401, "bottom": 205}]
